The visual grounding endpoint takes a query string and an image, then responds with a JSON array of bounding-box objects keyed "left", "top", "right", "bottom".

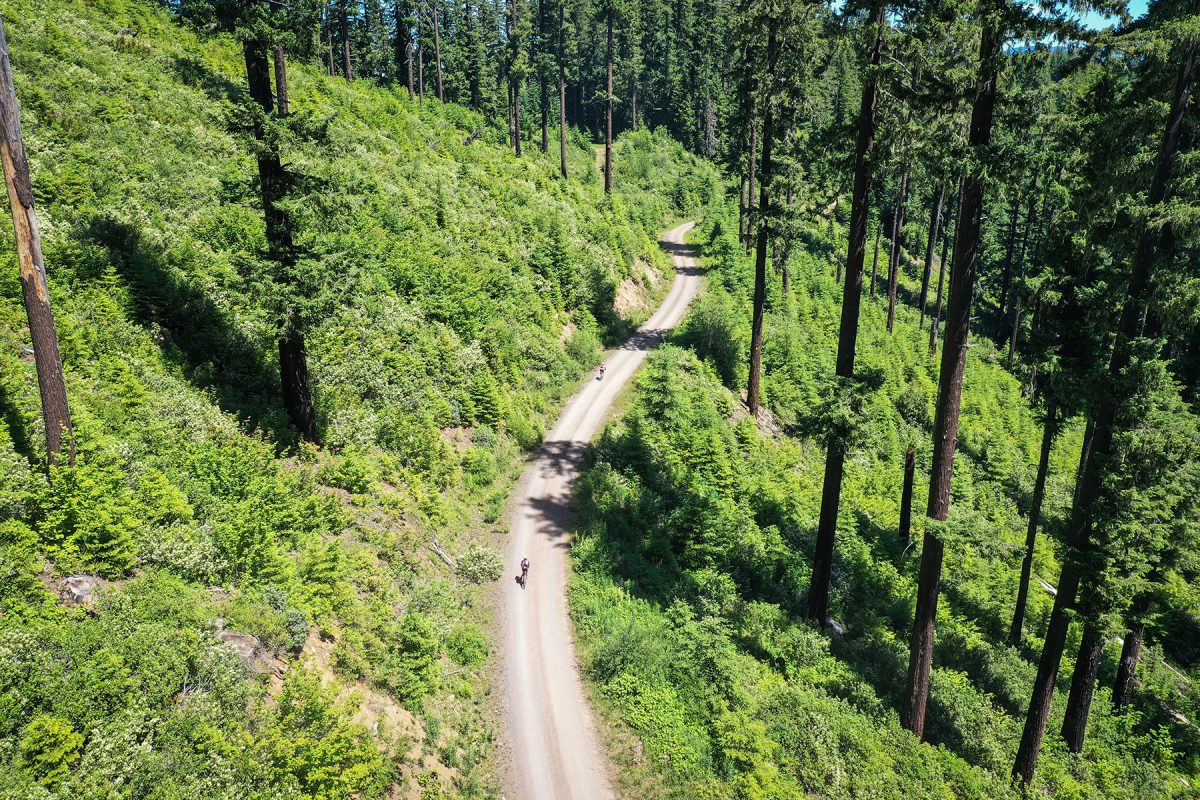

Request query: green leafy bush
[
  {"left": 19, "top": 715, "right": 83, "bottom": 787},
  {"left": 455, "top": 544, "right": 503, "bottom": 585},
  {"left": 445, "top": 625, "right": 489, "bottom": 668}
]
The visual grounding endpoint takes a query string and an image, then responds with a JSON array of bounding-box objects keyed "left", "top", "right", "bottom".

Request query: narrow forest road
[{"left": 500, "top": 222, "right": 700, "bottom": 800}]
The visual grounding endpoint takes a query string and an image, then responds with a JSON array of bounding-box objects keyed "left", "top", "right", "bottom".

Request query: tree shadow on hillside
[
  {"left": 0, "top": 379, "right": 34, "bottom": 462},
  {"left": 170, "top": 56, "right": 245, "bottom": 104},
  {"left": 83, "top": 217, "right": 294, "bottom": 442}
]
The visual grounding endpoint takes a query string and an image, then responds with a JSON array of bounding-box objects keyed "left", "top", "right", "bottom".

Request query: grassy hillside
[
  {"left": 0, "top": 0, "right": 719, "bottom": 796},
  {"left": 569, "top": 207, "right": 1199, "bottom": 798}
]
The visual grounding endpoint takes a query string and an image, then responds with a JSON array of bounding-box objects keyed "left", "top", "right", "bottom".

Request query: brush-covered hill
[
  {"left": 570, "top": 206, "right": 1200, "bottom": 799},
  {"left": 0, "top": 0, "right": 720, "bottom": 797}
]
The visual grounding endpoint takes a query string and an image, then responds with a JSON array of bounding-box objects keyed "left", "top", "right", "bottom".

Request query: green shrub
[
  {"left": 445, "top": 625, "right": 489, "bottom": 667},
  {"left": 318, "top": 450, "right": 375, "bottom": 494},
  {"left": 455, "top": 544, "right": 503, "bottom": 584},
  {"left": 19, "top": 715, "right": 83, "bottom": 787}
]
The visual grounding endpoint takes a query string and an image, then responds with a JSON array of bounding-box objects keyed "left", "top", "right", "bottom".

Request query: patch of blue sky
[{"left": 1077, "top": 0, "right": 1149, "bottom": 28}]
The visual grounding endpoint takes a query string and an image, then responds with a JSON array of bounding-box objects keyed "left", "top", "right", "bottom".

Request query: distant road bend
[{"left": 501, "top": 222, "right": 700, "bottom": 800}]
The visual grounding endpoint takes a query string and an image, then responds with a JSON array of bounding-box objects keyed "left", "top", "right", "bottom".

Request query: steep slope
[
  {"left": 569, "top": 207, "right": 1200, "bottom": 798},
  {"left": 0, "top": 1, "right": 720, "bottom": 797}
]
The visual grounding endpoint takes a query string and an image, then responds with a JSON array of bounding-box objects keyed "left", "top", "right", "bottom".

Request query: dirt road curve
[{"left": 501, "top": 221, "right": 699, "bottom": 800}]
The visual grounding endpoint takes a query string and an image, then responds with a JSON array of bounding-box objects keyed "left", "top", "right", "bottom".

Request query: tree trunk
[
  {"left": 1003, "top": 183, "right": 1038, "bottom": 357},
  {"left": 739, "top": 176, "right": 748, "bottom": 244},
  {"left": 1113, "top": 591, "right": 1152, "bottom": 712},
  {"left": 994, "top": 190, "right": 1020, "bottom": 340},
  {"left": 432, "top": 0, "right": 444, "bottom": 101},
  {"left": 869, "top": 222, "right": 880, "bottom": 298},
  {"left": 604, "top": 7, "right": 613, "bottom": 193},
  {"left": 244, "top": 36, "right": 318, "bottom": 443},
  {"left": 919, "top": 183, "right": 946, "bottom": 329},
  {"left": 0, "top": 15, "right": 74, "bottom": 466},
  {"left": 1009, "top": 397, "right": 1057, "bottom": 644},
  {"left": 902, "top": 14, "right": 1001, "bottom": 739},
  {"left": 395, "top": 0, "right": 414, "bottom": 97},
  {"left": 325, "top": 7, "right": 335, "bottom": 75},
  {"left": 340, "top": 0, "right": 352, "bottom": 80},
  {"left": 465, "top": 0, "right": 480, "bottom": 107},
  {"left": 930, "top": 182, "right": 958, "bottom": 354},
  {"left": 417, "top": 38, "right": 424, "bottom": 98},
  {"left": 1007, "top": 290, "right": 1021, "bottom": 368},
  {"left": 746, "top": 120, "right": 757, "bottom": 253},
  {"left": 745, "top": 19, "right": 777, "bottom": 418},
  {"left": 887, "top": 171, "right": 909, "bottom": 333},
  {"left": 899, "top": 446, "right": 916, "bottom": 545},
  {"left": 274, "top": 44, "right": 290, "bottom": 116},
  {"left": 1013, "top": 25, "right": 1195, "bottom": 785},
  {"left": 1062, "top": 619, "right": 1105, "bottom": 753},
  {"left": 558, "top": 0, "right": 567, "bottom": 179},
  {"left": 539, "top": 0, "right": 548, "bottom": 151},
  {"left": 806, "top": 2, "right": 886, "bottom": 625},
  {"left": 279, "top": 330, "right": 317, "bottom": 442}
]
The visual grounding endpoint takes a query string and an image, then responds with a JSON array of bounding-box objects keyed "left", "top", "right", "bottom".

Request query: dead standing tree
[{"left": 0, "top": 15, "right": 74, "bottom": 466}]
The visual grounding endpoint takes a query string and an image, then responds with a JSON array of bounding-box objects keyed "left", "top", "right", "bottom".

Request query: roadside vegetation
[
  {"left": 570, "top": 207, "right": 1200, "bottom": 799},
  {"left": 0, "top": 0, "right": 717, "bottom": 796}
]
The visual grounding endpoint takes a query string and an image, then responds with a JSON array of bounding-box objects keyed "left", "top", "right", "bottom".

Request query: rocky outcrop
[
  {"left": 58, "top": 575, "right": 101, "bottom": 607},
  {"left": 213, "top": 619, "right": 282, "bottom": 676}
]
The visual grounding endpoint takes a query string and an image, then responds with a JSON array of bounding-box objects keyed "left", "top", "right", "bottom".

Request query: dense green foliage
[
  {"left": 0, "top": 0, "right": 716, "bottom": 795},
  {"left": 570, "top": 206, "right": 1200, "bottom": 798}
]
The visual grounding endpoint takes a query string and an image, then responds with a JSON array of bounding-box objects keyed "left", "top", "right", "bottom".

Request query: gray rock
[
  {"left": 823, "top": 617, "right": 847, "bottom": 637},
  {"left": 217, "top": 630, "right": 277, "bottom": 675},
  {"left": 59, "top": 575, "right": 100, "bottom": 606}
]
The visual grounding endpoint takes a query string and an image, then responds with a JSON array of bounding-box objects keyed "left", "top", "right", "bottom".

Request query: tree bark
[
  {"left": 432, "top": 0, "right": 444, "bottom": 101},
  {"left": 806, "top": 2, "right": 886, "bottom": 625},
  {"left": 1061, "top": 619, "right": 1105, "bottom": 753},
  {"left": 746, "top": 19, "right": 777, "bottom": 418},
  {"left": 746, "top": 120, "right": 757, "bottom": 253},
  {"left": 1013, "top": 24, "right": 1196, "bottom": 785},
  {"left": 244, "top": 36, "right": 318, "bottom": 442},
  {"left": 465, "top": 0, "right": 480, "bottom": 107},
  {"left": 1007, "top": 290, "right": 1021, "bottom": 368},
  {"left": 396, "top": 0, "right": 414, "bottom": 98},
  {"left": 539, "top": 0, "right": 548, "bottom": 151},
  {"left": 739, "top": 175, "right": 748, "bottom": 244},
  {"left": 902, "top": 13, "right": 1001, "bottom": 739},
  {"left": 869, "top": 221, "right": 880, "bottom": 298},
  {"left": 1009, "top": 397, "right": 1057, "bottom": 644},
  {"left": 558, "top": 0, "right": 567, "bottom": 179},
  {"left": 994, "top": 190, "right": 1020, "bottom": 340},
  {"left": 278, "top": 330, "right": 316, "bottom": 442},
  {"left": 1003, "top": 182, "right": 1038, "bottom": 358},
  {"left": 325, "top": 6, "right": 335, "bottom": 75},
  {"left": 274, "top": 44, "right": 290, "bottom": 116},
  {"left": 604, "top": 6, "right": 613, "bottom": 191},
  {"left": 340, "top": 0, "right": 352, "bottom": 80},
  {"left": 417, "top": 37, "right": 424, "bottom": 99},
  {"left": 1113, "top": 590, "right": 1153, "bottom": 712},
  {"left": 0, "top": 15, "right": 74, "bottom": 466},
  {"left": 899, "top": 446, "right": 916, "bottom": 545},
  {"left": 886, "top": 171, "right": 909, "bottom": 333},
  {"left": 930, "top": 182, "right": 958, "bottom": 354},
  {"left": 919, "top": 183, "right": 946, "bottom": 329}
]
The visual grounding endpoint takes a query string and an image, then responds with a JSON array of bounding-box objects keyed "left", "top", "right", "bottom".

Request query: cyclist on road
[
  {"left": 520, "top": 557, "right": 530, "bottom": 587},
  {"left": 598, "top": 363, "right": 607, "bottom": 380}
]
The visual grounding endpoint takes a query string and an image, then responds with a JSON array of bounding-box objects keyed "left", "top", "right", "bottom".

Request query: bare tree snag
[{"left": 0, "top": 16, "right": 74, "bottom": 466}]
